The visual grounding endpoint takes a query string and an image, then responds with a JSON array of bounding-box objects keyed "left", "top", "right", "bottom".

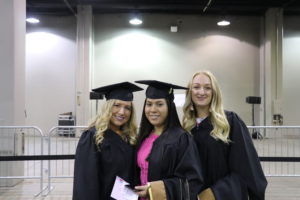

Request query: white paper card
[{"left": 111, "top": 176, "right": 138, "bottom": 200}]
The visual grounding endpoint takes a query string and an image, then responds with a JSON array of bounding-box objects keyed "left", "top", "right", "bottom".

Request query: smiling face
[
  {"left": 144, "top": 98, "right": 168, "bottom": 131},
  {"left": 109, "top": 100, "right": 132, "bottom": 131},
  {"left": 191, "top": 73, "right": 213, "bottom": 111}
]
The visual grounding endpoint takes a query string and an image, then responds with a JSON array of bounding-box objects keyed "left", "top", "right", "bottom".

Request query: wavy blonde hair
[
  {"left": 183, "top": 70, "right": 230, "bottom": 143},
  {"left": 89, "top": 100, "right": 138, "bottom": 147}
]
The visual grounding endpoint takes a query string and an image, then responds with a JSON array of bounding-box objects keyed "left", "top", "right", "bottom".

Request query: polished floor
[{"left": 0, "top": 177, "right": 299, "bottom": 200}]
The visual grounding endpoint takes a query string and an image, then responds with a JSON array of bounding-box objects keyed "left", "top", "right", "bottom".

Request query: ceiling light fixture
[
  {"left": 26, "top": 17, "right": 40, "bottom": 24},
  {"left": 217, "top": 20, "right": 230, "bottom": 26},
  {"left": 129, "top": 17, "right": 143, "bottom": 25}
]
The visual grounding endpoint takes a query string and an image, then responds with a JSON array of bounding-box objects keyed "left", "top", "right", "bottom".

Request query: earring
[{"left": 190, "top": 105, "right": 194, "bottom": 111}]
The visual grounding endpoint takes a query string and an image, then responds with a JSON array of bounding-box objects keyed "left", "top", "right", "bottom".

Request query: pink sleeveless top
[{"left": 137, "top": 132, "right": 159, "bottom": 186}]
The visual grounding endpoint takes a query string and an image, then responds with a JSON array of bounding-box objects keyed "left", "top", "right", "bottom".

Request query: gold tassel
[
  {"left": 147, "top": 183, "right": 153, "bottom": 200},
  {"left": 198, "top": 188, "right": 215, "bottom": 200}
]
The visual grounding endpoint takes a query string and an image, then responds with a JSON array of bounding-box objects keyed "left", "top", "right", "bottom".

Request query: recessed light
[
  {"left": 26, "top": 17, "right": 40, "bottom": 24},
  {"left": 129, "top": 18, "right": 143, "bottom": 25},
  {"left": 217, "top": 20, "right": 230, "bottom": 26}
]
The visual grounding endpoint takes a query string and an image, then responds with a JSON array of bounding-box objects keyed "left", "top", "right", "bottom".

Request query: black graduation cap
[
  {"left": 135, "top": 80, "right": 187, "bottom": 101},
  {"left": 92, "top": 82, "right": 143, "bottom": 101},
  {"left": 90, "top": 91, "right": 104, "bottom": 100}
]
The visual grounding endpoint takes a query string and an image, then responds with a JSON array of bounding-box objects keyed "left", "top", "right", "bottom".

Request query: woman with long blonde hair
[
  {"left": 73, "top": 82, "right": 142, "bottom": 200},
  {"left": 183, "top": 71, "right": 267, "bottom": 200}
]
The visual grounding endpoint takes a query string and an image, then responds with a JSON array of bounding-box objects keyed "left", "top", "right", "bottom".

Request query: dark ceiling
[{"left": 27, "top": 0, "right": 300, "bottom": 16}]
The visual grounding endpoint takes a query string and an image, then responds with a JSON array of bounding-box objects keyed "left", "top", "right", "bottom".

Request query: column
[
  {"left": 75, "top": 5, "right": 93, "bottom": 126},
  {"left": 261, "top": 8, "right": 283, "bottom": 126},
  {"left": 0, "top": 0, "right": 26, "bottom": 186}
]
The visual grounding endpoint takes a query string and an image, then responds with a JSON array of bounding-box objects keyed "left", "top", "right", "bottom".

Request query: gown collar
[
  {"left": 105, "top": 128, "right": 129, "bottom": 143},
  {"left": 196, "top": 117, "right": 207, "bottom": 124},
  {"left": 194, "top": 115, "right": 211, "bottom": 129}
]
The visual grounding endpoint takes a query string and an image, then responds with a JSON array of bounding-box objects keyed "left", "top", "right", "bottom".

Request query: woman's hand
[{"left": 135, "top": 184, "right": 149, "bottom": 198}]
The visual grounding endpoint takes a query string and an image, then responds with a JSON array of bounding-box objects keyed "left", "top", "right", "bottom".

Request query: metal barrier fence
[
  {"left": 0, "top": 126, "right": 45, "bottom": 196},
  {"left": 44, "top": 126, "right": 300, "bottom": 179},
  {"left": 1, "top": 125, "right": 300, "bottom": 197},
  {"left": 44, "top": 126, "right": 87, "bottom": 196},
  {"left": 248, "top": 126, "right": 300, "bottom": 177}
]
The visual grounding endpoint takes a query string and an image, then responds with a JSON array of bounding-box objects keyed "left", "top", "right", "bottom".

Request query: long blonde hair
[
  {"left": 89, "top": 100, "right": 138, "bottom": 147},
  {"left": 183, "top": 70, "right": 230, "bottom": 143}
]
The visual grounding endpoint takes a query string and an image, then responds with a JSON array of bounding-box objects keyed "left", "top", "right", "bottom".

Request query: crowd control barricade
[
  {"left": 248, "top": 126, "right": 300, "bottom": 177},
  {"left": 2, "top": 125, "right": 298, "bottom": 197},
  {"left": 0, "top": 126, "right": 45, "bottom": 196},
  {"left": 44, "top": 126, "right": 87, "bottom": 196}
]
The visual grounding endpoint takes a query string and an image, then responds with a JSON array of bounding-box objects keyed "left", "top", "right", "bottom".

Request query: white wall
[
  {"left": 26, "top": 16, "right": 76, "bottom": 133},
  {"left": 283, "top": 16, "right": 300, "bottom": 125},
  {"left": 22, "top": 13, "right": 300, "bottom": 128},
  {"left": 93, "top": 14, "right": 261, "bottom": 124}
]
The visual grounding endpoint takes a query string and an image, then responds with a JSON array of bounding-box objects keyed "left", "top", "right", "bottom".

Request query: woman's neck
[
  {"left": 153, "top": 125, "right": 164, "bottom": 135},
  {"left": 196, "top": 106, "right": 209, "bottom": 118}
]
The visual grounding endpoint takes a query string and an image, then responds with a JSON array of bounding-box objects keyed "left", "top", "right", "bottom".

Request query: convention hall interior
[{"left": 1, "top": 0, "right": 300, "bottom": 199}]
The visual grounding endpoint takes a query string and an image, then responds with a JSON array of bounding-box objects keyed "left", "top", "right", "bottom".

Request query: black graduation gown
[
  {"left": 192, "top": 111, "right": 267, "bottom": 200},
  {"left": 136, "top": 127, "right": 204, "bottom": 200},
  {"left": 73, "top": 128, "right": 134, "bottom": 200}
]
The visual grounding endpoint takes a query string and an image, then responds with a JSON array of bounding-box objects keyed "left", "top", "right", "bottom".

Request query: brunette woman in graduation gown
[
  {"left": 183, "top": 71, "right": 267, "bottom": 200},
  {"left": 72, "top": 82, "right": 142, "bottom": 200},
  {"left": 134, "top": 80, "right": 204, "bottom": 200}
]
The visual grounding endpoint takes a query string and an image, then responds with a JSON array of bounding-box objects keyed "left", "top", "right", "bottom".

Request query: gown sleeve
[
  {"left": 210, "top": 112, "right": 268, "bottom": 200},
  {"left": 160, "top": 132, "right": 204, "bottom": 200},
  {"left": 72, "top": 129, "right": 101, "bottom": 200}
]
